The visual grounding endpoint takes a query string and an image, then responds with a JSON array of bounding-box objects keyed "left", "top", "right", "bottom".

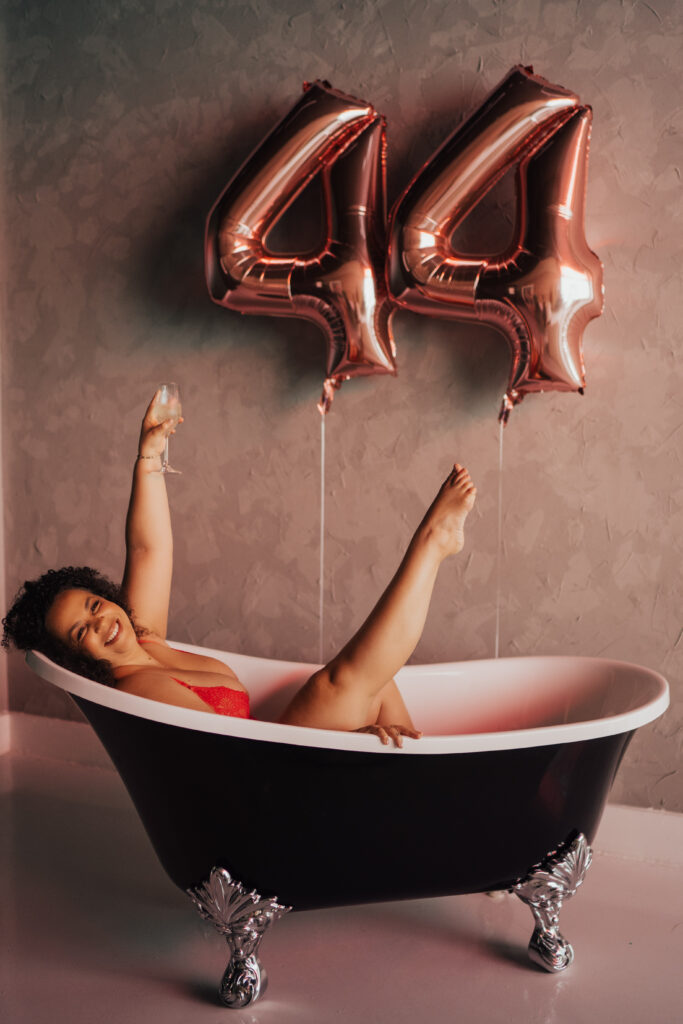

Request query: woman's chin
[
  {"left": 103, "top": 647, "right": 124, "bottom": 664},
  {"left": 103, "top": 638, "right": 135, "bottom": 663},
  {"left": 93, "top": 642, "right": 116, "bottom": 662}
]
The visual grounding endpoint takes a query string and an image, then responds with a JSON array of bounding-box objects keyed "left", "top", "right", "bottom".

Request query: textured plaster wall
[{"left": 1, "top": 0, "right": 681, "bottom": 810}]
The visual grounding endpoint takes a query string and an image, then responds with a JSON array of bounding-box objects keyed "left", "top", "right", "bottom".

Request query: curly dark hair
[{"left": 2, "top": 566, "right": 140, "bottom": 686}]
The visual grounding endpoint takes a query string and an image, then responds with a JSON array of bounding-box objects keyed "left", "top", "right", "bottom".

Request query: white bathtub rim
[{"left": 25, "top": 649, "right": 670, "bottom": 756}]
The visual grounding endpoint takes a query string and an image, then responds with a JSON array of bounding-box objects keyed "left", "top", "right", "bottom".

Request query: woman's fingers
[
  {"left": 142, "top": 389, "right": 162, "bottom": 425},
  {"left": 387, "top": 725, "right": 424, "bottom": 748},
  {"left": 141, "top": 393, "right": 184, "bottom": 443},
  {"left": 355, "top": 724, "right": 423, "bottom": 747},
  {"left": 150, "top": 416, "right": 184, "bottom": 435},
  {"left": 142, "top": 391, "right": 184, "bottom": 429},
  {"left": 137, "top": 393, "right": 184, "bottom": 460}
]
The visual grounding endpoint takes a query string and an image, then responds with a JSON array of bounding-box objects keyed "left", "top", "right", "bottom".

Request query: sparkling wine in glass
[{"left": 153, "top": 382, "right": 182, "bottom": 474}]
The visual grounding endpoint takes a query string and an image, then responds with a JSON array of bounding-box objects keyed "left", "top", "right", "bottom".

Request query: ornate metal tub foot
[
  {"left": 187, "top": 867, "right": 291, "bottom": 1007},
  {"left": 513, "top": 833, "right": 592, "bottom": 973}
]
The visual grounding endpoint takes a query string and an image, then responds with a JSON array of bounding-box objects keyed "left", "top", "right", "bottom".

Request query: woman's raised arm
[{"left": 120, "top": 392, "right": 182, "bottom": 637}]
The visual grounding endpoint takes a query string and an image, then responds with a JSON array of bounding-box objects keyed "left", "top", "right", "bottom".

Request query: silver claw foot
[
  {"left": 187, "top": 867, "right": 291, "bottom": 1008},
  {"left": 513, "top": 833, "right": 592, "bottom": 973}
]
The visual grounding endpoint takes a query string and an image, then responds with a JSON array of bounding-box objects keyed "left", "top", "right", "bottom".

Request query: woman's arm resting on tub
[{"left": 120, "top": 392, "right": 181, "bottom": 637}]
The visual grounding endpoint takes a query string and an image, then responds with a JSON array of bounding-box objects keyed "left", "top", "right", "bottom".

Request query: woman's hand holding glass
[{"left": 138, "top": 385, "right": 183, "bottom": 473}]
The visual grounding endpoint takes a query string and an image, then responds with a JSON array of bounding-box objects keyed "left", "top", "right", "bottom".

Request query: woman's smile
[{"left": 104, "top": 619, "right": 120, "bottom": 646}]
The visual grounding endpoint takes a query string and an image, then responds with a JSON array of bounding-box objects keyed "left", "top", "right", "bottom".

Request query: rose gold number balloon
[
  {"left": 387, "top": 65, "right": 604, "bottom": 422},
  {"left": 206, "top": 80, "right": 396, "bottom": 414}
]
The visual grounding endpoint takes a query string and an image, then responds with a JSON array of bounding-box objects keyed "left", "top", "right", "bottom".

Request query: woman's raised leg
[{"left": 279, "top": 464, "right": 476, "bottom": 734}]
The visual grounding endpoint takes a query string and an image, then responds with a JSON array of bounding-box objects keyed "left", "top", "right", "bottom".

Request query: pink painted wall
[{"left": 2, "top": 0, "right": 681, "bottom": 810}]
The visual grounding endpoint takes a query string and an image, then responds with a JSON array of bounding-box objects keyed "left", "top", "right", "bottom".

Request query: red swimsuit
[
  {"left": 172, "top": 677, "right": 250, "bottom": 718},
  {"left": 138, "top": 639, "right": 250, "bottom": 719}
]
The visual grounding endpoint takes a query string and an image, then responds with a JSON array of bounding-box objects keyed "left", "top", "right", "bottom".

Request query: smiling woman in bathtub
[{"left": 3, "top": 393, "right": 476, "bottom": 746}]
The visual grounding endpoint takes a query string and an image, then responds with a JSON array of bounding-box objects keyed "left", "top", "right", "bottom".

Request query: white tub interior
[{"left": 26, "top": 645, "right": 669, "bottom": 755}]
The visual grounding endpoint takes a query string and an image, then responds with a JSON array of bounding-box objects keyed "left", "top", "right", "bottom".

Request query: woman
[{"left": 3, "top": 392, "right": 476, "bottom": 746}]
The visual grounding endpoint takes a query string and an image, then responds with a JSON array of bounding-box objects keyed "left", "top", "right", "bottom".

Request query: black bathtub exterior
[{"left": 75, "top": 695, "right": 633, "bottom": 910}]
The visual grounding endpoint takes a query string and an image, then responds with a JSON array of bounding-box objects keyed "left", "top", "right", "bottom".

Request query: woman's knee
[
  {"left": 320, "top": 656, "right": 366, "bottom": 693},
  {"left": 280, "top": 666, "right": 369, "bottom": 730}
]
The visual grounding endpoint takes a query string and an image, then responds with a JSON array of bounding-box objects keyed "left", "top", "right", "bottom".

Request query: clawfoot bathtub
[{"left": 27, "top": 647, "right": 669, "bottom": 1007}]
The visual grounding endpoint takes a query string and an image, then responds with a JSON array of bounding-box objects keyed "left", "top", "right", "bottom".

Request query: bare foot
[{"left": 420, "top": 463, "right": 477, "bottom": 557}]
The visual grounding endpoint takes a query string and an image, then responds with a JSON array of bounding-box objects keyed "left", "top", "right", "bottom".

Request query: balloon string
[
  {"left": 495, "top": 417, "right": 504, "bottom": 659},
  {"left": 319, "top": 413, "right": 326, "bottom": 665}
]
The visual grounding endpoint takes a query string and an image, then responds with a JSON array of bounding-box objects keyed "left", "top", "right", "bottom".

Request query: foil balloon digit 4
[
  {"left": 205, "top": 80, "right": 396, "bottom": 415},
  {"left": 387, "top": 64, "right": 604, "bottom": 423}
]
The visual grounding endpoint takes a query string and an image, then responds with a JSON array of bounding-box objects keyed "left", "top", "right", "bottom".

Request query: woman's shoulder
[{"left": 138, "top": 636, "right": 241, "bottom": 682}]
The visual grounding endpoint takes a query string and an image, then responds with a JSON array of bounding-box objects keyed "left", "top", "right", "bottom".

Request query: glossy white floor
[{"left": 2, "top": 746, "right": 681, "bottom": 1024}]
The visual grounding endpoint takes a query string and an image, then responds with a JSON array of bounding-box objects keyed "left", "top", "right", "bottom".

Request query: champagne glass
[{"left": 153, "top": 382, "right": 182, "bottom": 474}]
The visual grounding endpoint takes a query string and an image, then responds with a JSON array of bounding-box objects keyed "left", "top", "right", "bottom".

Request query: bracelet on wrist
[{"left": 136, "top": 453, "right": 161, "bottom": 462}]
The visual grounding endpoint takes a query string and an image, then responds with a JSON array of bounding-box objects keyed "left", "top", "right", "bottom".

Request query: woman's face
[{"left": 45, "top": 589, "right": 137, "bottom": 664}]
